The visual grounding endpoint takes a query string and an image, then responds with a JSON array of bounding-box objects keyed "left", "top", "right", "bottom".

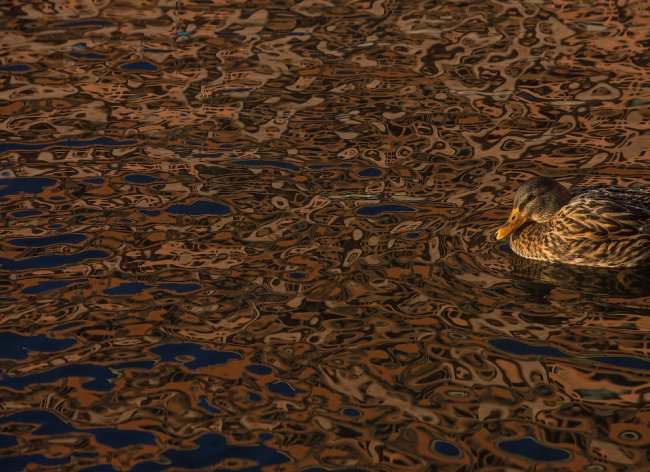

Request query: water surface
[{"left": 0, "top": 0, "right": 649, "bottom": 470}]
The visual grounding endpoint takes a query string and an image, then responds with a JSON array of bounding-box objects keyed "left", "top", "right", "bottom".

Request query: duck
[{"left": 496, "top": 176, "right": 650, "bottom": 268}]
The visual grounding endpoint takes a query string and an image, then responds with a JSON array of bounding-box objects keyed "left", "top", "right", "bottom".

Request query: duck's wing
[
  {"left": 574, "top": 186, "right": 650, "bottom": 209},
  {"left": 555, "top": 190, "right": 650, "bottom": 241}
]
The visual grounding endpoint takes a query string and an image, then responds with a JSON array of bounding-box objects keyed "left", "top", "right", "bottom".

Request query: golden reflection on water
[{"left": 0, "top": 0, "right": 649, "bottom": 470}]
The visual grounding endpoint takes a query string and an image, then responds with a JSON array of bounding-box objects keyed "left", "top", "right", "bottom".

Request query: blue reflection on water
[
  {"left": 0, "top": 362, "right": 154, "bottom": 391},
  {"left": 356, "top": 204, "right": 416, "bottom": 216},
  {"left": 490, "top": 338, "right": 650, "bottom": 370},
  {"left": 0, "top": 178, "right": 56, "bottom": 196},
  {"left": 9, "top": 233, "right": 87, "bottom": 247},
  {"left": 0, "top": 251, "right": 109, "bottom": 271},
  {"left": 0, "top": 137, "right": 135, "bottom": 153},
  {"left": 499, "top": 436, "right": 570, "bottom": 462},
  {"left": 131, "top": 433, "right": 290, "bottom": 471},
  {"left": 151, "top": 343, "right": 241, "bottom": 369},
  {"left": 166, "top": 200, "right": 231, "bottom": 215},
  {"left": 0, "top": 332, "right": 76, "bottom": 359},
  {"left": 22, "top": 279, "right": 86, "bottom": 294},
  {"left": 235, "top": 160, "right": 300, "bottom": 171}
]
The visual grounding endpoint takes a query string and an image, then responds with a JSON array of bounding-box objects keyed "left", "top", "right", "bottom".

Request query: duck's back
[
  {"left": 573, "top": 185, "right": 650, "bottom": 214},
  {"left": 511, "top": 186, "right": 650, "bottom": 268}
]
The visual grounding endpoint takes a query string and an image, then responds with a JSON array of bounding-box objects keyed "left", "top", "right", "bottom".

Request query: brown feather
[{"left": 503, "top": 180, "right": 650, "bottom": 268}]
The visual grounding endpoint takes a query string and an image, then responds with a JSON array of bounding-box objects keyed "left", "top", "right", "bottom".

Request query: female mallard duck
[{"left": 496, "top": 176, "right": 650, "bottom": 268}]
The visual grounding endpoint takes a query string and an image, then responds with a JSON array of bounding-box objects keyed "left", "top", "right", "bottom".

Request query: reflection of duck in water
[
  {"left": 508, "top": 252, "right": 650, "bottom": 298},
  {"left": 496, "top": 176, "right": 649, "bottom": 268}
]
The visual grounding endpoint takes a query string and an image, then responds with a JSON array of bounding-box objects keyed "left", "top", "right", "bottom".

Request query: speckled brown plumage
[{"left": 498, "top": 178, "right": 650, "bottom": 268}]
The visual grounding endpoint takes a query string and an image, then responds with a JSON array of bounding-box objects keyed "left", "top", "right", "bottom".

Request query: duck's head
[{"left": 496, "top": 176, "right": 571, "bottom": 240}]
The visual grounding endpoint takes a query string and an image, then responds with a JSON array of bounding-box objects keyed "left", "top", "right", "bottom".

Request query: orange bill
[{"left": 496, "top": 208, "right": 527, "bottom": 240}]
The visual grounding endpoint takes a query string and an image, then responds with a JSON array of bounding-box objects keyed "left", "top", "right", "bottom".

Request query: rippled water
[{"left": 1, "top": 0, "right": 649, "bottom": 470}]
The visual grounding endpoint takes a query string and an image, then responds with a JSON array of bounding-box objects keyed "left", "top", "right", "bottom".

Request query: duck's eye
[{"left": 527, "top": 194, "right": 535, "bottom": 201}]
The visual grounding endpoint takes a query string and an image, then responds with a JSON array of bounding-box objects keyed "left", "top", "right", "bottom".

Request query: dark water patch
[
  {"left": 307, "top": 164, "right": 352, "bottom": 170},
  {"left": 125, "top": 460, "right": 165, "bottom": 471},
  {"left": 88, "top": 428, "right": 156, "bottom": 448},
  {"left": 0, "top": 137, "right": 136, "bottom": 153},
  {"left": 406, "top": 232, "right": 421, "bottom": 238},
  {"left": 499, "top": 243, "right": 514, "bottom": 254},
  {"left": 248, "top": 392, "right": 262, "bottom": 402},
  {"left": 122, "top": 61, "right": 158, "bottom": 71},
  {"left": 104, "top": 282, "right": 150, "bottom": 295},
  {"left": 577, "top": 389, "right": 618, "bottom": 400},
  {"left": 151, "top": 343, "right": 241, "bottom": 369},
  {"left": 199, "top": 396, "right": 220, "bottom": 413},
  {"left": 0, "top": 64, "right": 31, "bottom": 72},
  {"left": 342, "top": 408, "right": 361, "bottom": 417},
  {"left": 304, "top": 468, "right": 369, "bottom": 472},
  {"left": 158, "top": 283, "right": 201, "bottom": 293},
  {"left": 118, "top": 361, "right": 156, "bottom": 370},
  {"left": 357, "top": 167, "right": 382, "bottom": 177},
  {"left": 79, "top": 465, "right": 118, "bottom": 472},
  {"left": 498, "top": 437, "right": 570, "bottom": 462},
  {"left": 432, "top": 440, "right": 462, "bottom": 457},
  {"left": 124, "top": 174, "right": 160, "bottom": 184},
  {"left": 0, "top": 250, "right": 109, "bottom": 271},
  {"left": 192, "top": 152, "right": 224, "bottom": 157},
  {"left": 21, "top": 412, "right": 75, "bottom": 436},
  {"left": 0, "top": 364, "right": 117, "bottom": 391},
  {"left": 0, "top": 332, "right": 77, "bottom": 359},
  {"left": 166, "top": 200, "right": 231, "bottom": 216},
  {"left": 0, "top": 454, "right": 69, "bottom": 469},
  {"left": 234, "top": 160, "right": 300, "bottom": 171},
  {"left": 130, "top": 461, "right": 169, "bottom": 472},
  {"left": 50, "top": 321, "right": 84, "bottom": 332},
  {"left": 591, "top": 356, "right": 650, "bottom": 371},
  {"left": 84, "top": 178, "right": 104, "bottom": 184},
  {"left": 288, "top": 272, "right": 307, "bottom": 280},
  {"left": 224, "top": 87, "right": 256, "bottom": 93},
  {"left": 161, "top": 433, "right": 290, "bottom": 470},
  {"left": 23, "top": 279, "right": 85, "bottom": 294},
  {"left": 516, "top": 91, "right": 546, "bottom": 103},
  {"left": 246, "top": 364, "right": 272, "bottom": 375},
  {"left": 11, "top": 209, "right": 42, "bottom": 218},
  {"left": 0, "top": 411, "right": 154, "bottom": 447},
  {"left": 267, "top": 381, "right": 296, "bottom": 397},
  {"left": 0, "top": 178, "right": 56, "bottom": 196},
  {"left": 70, "top": 52, "right": 108, "bottom": 60},
  {"left": 0, "top": 434, "right": 17, "bottom": 448},
  {"left": 490, "top": 339, "right": 650, "bottom": 370},
  {"left": 0, "top": 410, "right": 72, "bottom": 435},
  {"left": 9, "top": 233, "right": 87, "bottom": 247},
  {"left": 489, "top": 339, "right": 571, "bottom": 358},
  {"left": 0, "top": 361, "right": 155, "bottom": 391},
  {"left": 57, "top": 20, "right": 112, "bottom": 28},
  {"left": 355, "top": 204, "right": 416, "bottom": 216},
  {"left": 139, "top": 209, "right": 161, "bottom": 216}
]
